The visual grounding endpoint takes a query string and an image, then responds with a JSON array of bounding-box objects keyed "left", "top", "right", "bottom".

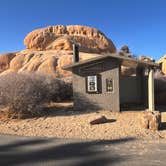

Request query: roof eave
[{"left": 62, "top": 53, "right": 160, "bottom": 71}]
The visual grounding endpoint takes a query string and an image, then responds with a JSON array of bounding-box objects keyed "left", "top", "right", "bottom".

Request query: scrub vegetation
[{"left": 0, "top": 73, "right": 72, "bottom": 119}]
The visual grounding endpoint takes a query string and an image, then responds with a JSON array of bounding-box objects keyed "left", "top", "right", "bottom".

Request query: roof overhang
[{"left": 62, "top": 53, "right": 160, "bottom": 71}]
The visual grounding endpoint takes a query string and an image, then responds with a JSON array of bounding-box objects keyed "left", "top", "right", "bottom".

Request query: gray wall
[
  {"left": 120, "top": 70, "right": 148, "bottom": 106},
  {"left": 72, "top": 58, "right": 120, "bottom": 112},
  {"left": 120, "top": 76, "right": 142, "bottom": 104}
]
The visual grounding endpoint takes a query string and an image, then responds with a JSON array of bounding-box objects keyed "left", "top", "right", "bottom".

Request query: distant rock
[
  {"left": 139, "top": 55, "right": 154, "bottom": 63},
  {"left": 119, "top": 45, "right": 132, "bottom": 57},
  {"left": 121, "top": 66, "right": 136, "bottom": 76}
]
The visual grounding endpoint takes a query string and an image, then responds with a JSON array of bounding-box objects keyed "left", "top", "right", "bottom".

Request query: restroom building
[{"left": 62, "top": 50, "right": 159, "bottom": 112}]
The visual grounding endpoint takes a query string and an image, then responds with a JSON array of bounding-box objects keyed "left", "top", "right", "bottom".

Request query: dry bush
[{"left": 0, "top": 73, "right": 72, "bottom": 118}]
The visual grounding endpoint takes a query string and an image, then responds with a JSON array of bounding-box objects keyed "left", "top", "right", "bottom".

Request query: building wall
[
  {"left": 120, "top": 76, "right": 142, "bottom": 104},
  {"left": 120, "top": 70, "right": 148, "bottom": 106},
  {"left": 72, "top": 58, "right": 120, "bottom": 112}
]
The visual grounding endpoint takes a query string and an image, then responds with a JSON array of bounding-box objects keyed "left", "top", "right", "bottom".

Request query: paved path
[{"left": 0, "top": 134, "right": 166, "bottom": 166}]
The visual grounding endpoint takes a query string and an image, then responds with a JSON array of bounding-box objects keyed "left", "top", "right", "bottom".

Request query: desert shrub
[
  {"left": 40, "top": 75, "right": 72, "bottom": 101},
  {"left": 0, "top": 73, "right": 72, "bottom": 118},
  {"left": 54, "top": 76, "right": 72, "bottom": 101}
]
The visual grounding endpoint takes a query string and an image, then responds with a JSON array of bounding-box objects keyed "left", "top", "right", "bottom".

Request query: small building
[{"left": 62, "top": 48, "right": 159, "bottom": 112}]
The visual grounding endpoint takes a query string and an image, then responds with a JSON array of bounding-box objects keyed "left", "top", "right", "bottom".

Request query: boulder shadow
[{"left": 106, "top": 119, "right": 117, "bottom": 123}]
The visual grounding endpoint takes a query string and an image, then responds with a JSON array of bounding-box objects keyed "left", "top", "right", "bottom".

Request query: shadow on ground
[
  {"left": 0, "top": 136, "right": 135, "bottom": 166},
  {"left": 120, "top": 104, "right": 146, "bottom": 112},
  {"left": 42, "top": 102, "right": 102, "bottom": 117},
  {"left": 42, "top": 92, "right": 107, "bottom": 117}
]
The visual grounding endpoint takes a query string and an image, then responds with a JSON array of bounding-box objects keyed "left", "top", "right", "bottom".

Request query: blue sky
[{"left": 0, "top": 0, "right": 166, "bottom": 60}]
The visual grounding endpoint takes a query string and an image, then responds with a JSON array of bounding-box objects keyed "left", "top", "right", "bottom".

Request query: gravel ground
[{"left": 0, "top": 102, "right": 166, "bottom": 140}]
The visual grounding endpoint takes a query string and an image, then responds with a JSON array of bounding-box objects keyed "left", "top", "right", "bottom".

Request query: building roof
[{"left": 62, "top": 53, "right": 159, "bottom": 71}]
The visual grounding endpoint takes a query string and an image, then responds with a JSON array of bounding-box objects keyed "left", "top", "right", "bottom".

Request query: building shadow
[
  {"left": 120, "top": 103, "right": 146, "bottom": 112},
  {"left": 42, "top": 102, "right": 74, "bottom": 117},
  {"left": 0, "top": 135, "right": 135, "bottom": 166},
  {"left": 42, "top": 92, "right": 104, "bottom": 117},
  {"left": 159, "top": 122, "right": 166, "bottom": 131},
  {"left": 156, "top": 106, "right": 166, "bottom": 112}
]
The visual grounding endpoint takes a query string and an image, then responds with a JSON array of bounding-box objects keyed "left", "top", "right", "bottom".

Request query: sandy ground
[{"left": 0, "top": 102, "right": 166, "bottom": 140}]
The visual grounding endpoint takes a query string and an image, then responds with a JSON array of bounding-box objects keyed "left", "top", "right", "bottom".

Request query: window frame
[
  {"left": 86, "top": 75, "right": 98, "bottom": 93},
  {"left": 106, "top": 78, "right": 114, "bottom": 93}
]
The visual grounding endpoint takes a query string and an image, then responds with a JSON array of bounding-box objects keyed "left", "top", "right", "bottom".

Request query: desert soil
[{"left": 0, "top": 102, "right": 166, "bottom": 140}]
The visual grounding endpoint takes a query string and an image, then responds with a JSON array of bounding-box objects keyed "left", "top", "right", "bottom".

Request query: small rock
[
  {"left": 69, "top": 129, "right": 72, "bottom": 132},
  {"left": 90, "top": 116, "right": 108, "bottom": 125},
  {"left": 140, "top": 111, "right": 161, "bottom": 130},
  {"left": 13, "top": 127, "right": 19, "bottom": 132}
]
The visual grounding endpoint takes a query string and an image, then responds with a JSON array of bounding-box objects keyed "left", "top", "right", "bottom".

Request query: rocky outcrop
[
  {"left": 0, "top": 49, "right": 102, "bottom": 77},
  {"left": 0, "top": 53, "right": 16, "bottom": 73},
  {"left": 0, "top": 25, "right": 117, "bottom": 78},
  {"left": 121, "top": 66, "right": 136, "bottom": 76},
  {"left": 24, "top": 25, "right": 116, "bottom": 53},
  {"left": 119, "top": 45, "right": 132, "bottom": 57},
  {"left": 157, "top": 55, "right": 166, "bottom": 74},
  {"left": 139, "top": 55, "right": 154, "bottom": 63},
  {"left": 121, "top": 55, "right": 155, "bottom": 76}
]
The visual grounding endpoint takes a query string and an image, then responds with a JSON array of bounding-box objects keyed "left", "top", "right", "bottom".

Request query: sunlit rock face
[
  {"left": 158, "top": 55, "right": 166, "bottom": 75},
  {"left": 24, "top": 25, "right": 116, "bottom": 53}
]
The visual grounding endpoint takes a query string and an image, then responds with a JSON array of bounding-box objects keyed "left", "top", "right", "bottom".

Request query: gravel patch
[{"left": 0, "top": 102, "right": 166, "bottom": 140}]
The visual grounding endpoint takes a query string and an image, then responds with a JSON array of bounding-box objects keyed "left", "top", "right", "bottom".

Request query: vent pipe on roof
[{"left": 73, "top": 44, "right": 79, "bottom": 63}]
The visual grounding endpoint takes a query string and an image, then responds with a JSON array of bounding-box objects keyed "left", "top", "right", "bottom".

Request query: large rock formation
[
  {"left": 1, "top": 50, "right": 100, "bottom": 77},
  {"left": 24, "top": 25, "right": 116, "bottom": 53},
  {"left": 0, "top": 25, "right": 116, "bottom": 77}
]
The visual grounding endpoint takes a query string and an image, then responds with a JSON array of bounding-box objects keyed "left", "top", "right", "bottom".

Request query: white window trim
[{"left": 87, "top": 75, "right": 98, "bottom": 92}]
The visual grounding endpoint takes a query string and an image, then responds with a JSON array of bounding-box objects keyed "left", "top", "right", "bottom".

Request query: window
[
  {"left": 106, "top": 78, "right": 113, "bottom": 92},
  {"left": 86, "top": 75, "right": 98, "bottom": 93}
]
